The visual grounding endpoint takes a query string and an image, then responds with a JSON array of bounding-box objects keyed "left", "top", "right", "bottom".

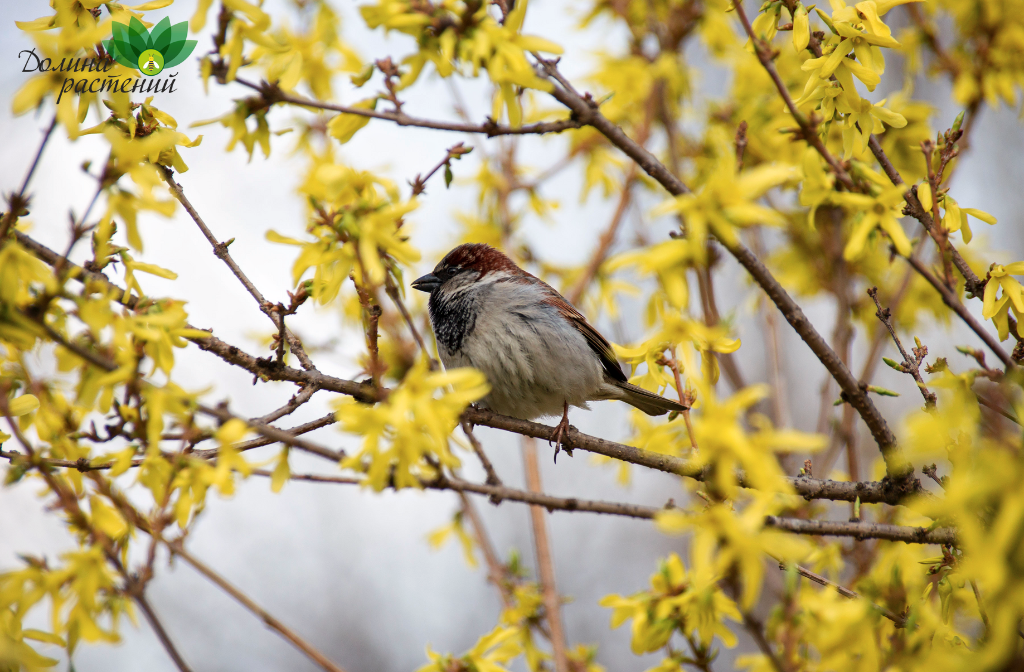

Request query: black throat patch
[{"left": 428, "top": 288, "right": 479, "bottom": 354}]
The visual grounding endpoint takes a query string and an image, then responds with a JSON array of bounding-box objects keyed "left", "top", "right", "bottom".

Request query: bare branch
[
  {"left": 522, "top": 438, "right": 569, "bottom": 672},
  {"left": 764, "top": 516, "right": 956, "bottom": 545},
  {"left": 133, "top": 593, "right": 196, "bottom": 672},
  {"left": 773, "top": 559, "right": 906, "bottom": 627},
  {"left": 15, "top": 230, "right": 924, "bottom": 505},
  {"left": 159, "top": 168, "right": 316, "bottom": 371},
  {"left": 740, "top": 607, "right": 789, "bottom": 672},
  {"left": 462, "top": 420, "right": 503, "bottom": 487},
  {"left": 867, "top": 287, "right": 937, "bottom": 407},
  {"left": 566, "top": 164, "right": 637, "bottom": 306},
  {"left": 1, "top": 115, "right": 58, "bottom": 240},
  {"left": 251, "top": 385, "right": 319, "bottom": 425},
  {"left": 196, "top": 404, "right": 345, "bottom": 462},
  {"left": 457, "top": 493, "right": 514, "bottom": 608},
  {"left": 901, "top": 253, "right": 1012, "bottom": 367},
  {"left": 731, "top": 1, "right": 856, "bottom": 191},
  {"left": 868, "top": 140, "right": 985, "bottom": 296},
  {"left": 0, "top": 397, "right": 194, "bottom": 672},
  {"left": 169, "top": 542, "right": 348, "bottom": 672},
  {"left": 237, "top": 77, "right": 583, "bottom": 138},
  {"left": 410, "top": 142, "right": 473, "bottom": 196}
]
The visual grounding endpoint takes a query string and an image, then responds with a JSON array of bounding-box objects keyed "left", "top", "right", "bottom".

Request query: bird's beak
[{"left": 411, "top": 272, "right": 441, "bottom": 293}]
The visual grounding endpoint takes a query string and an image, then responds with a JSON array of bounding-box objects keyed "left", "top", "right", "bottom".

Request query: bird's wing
[{"left": 539, "top": 286, "right": 628, "bottom": 383}]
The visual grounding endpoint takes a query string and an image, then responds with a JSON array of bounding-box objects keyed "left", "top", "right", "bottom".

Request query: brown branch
[
  {"left": 410, "top": 142, "right": 473, "bottom": 196},
  {"left": 763, "top": 516, "right": 956, "bottom": 545},
  {"left": 385, "top": 275, "right": 431, "bottom": 359},
  {"left": 566, "top": 164, "right": 637, "bottom": 306},
  {"left": 159, "top": 168, "right": 316, "bottom": 371},
  {"left": 522, "top": 438, "right": 569, "bottom": 672},
  {"left": 15, "top": 231, "right": 922, "bottom": 505},
  {"left": 457, "top": 492, "right": 514, "bottom": 608},
  {"left": 922, "top": 464, "right": 946, "bottom": 490},
  {"left": 462, "top": 420, "right": 502, "bottom": 487},
  {"left": 1, "top": 115, "right": 58, "bottom": 241},
  {"left": 901, "top": 253, "right": 1012, "bottom": 367},
  {"left": 905, "top": 4, "right": 960, "bottom": 77},
  {"left": 133, "top": 593, "right": 196, "bottom": 672},
  {"left": 253, "top": 467, "right": 667, "bottom": 519},
  {"left": 196, "top": 413, "right": 335, "bottom": 457},
  {"left": 565, "top": 86, "right": 655, "bottom": 306},
  {"left": 532, "top": 58, "right": 913, "bottom": 481},
  {"left": 32, "top": 315, "right": 119, "bottom": 372},
  {"left": 237, "top": 77, "right": 583, "bottom": 138},
  {"left": 0, "top": 399, "right": 194, "bottom": 672},
  {"left": 749, "top": 229, "right": 789, "bottom": 428},
  {"left": 251, "top": 385, "right": 319, "bottom": 424},
  {"left": 169, "top": 542, "right": 348, "bottom": 672},
  {"left": 724, "top": 241, "right": 909, "bottom": 477},
  {"left": 774, "top": 559, "right": 906, "bottom": 627},
  {"left": 867, "top": 138, "right": 984, "bottom": 296},
  {"left": 2, "top": 415, "right": 337, "bottom": 473},
  {"left": 195, "top": 404, "right": 344, "bottom": 462},
  {"left": 731, "top": 1, "right": 856, "bottom": 191},
  {"left": 867, "top": 287, "right": 937, "bottom": 407},
  {"left": 741, "top": 608, "right": 788, "bottom": 672},
  {"left": 537, "top": 63, "right": 690, "bottom": 196},
  {"left": 18, "top": 114, "right": 58, "bottom": 198}
]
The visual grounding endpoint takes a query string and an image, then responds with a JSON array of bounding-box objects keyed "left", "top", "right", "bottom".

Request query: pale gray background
[{"left": 1, "top": 1, "right": 1022, "bottom": 670}]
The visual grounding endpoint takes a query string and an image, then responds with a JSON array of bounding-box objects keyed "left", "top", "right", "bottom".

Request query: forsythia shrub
[{"left": 2, "top": 0, "right": 1023, "bottom": 670}]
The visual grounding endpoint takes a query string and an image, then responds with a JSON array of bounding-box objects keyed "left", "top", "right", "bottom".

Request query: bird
[{"left": 411, "top": 243, "right": 688, "bottom": 453}]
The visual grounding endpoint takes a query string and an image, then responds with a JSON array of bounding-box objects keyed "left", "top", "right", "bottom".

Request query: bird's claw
[{"left": 549, "top": 409, "right": 573, "bottom": 463}]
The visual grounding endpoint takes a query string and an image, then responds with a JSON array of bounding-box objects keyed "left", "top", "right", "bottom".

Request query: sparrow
[{"left": 412, "top": 243, "right": 688, "bottom": 452}]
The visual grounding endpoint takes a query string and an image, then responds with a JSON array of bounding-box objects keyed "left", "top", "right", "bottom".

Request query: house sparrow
[{"left": 412, "top": 243, "right": 687, "bottom": 452}]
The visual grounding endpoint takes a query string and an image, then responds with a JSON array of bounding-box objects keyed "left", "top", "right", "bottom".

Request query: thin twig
[
  {"left": 462, "top": 420, "right": 502, "bottom": 487},
  {"left": 0, "top": 398, "right": 194, "bottom": 672},
  {"left": 922, "top": 464, "right": 946, "bottom": 490},
  {"left": 731, "top": 1, "right": 855, "bottom": 191},
  {"left": 409, "top": 142, "right": 472, "bottom": 196},
  {"left": 169, "top": 542, "right": 348, "bottom": 672},
  {"left": 133, "top": 593, "right": 196, "bottom": 672},
  {"left": 763, "top": 516, "right": 956, "bottom": 545},
  {"left": 905, "top": 4, "right": 960, "bottom": 77},
  {"left": 18, "top": 114, "right": 58, "bottom": 198},
  {"left": 522, "top": 437, "right": 569, "bottom": 672},
  {"left": 160, "top": 168, "right": 316, "bottom": 371},
  {"left": 237, "top": 77, "right": 583, "bottom": 138},
  {"left": 901, "top": 253, "right": 1012, "bottom": 367},
  {"left": 741, "top": 608, "right": 788, "bottom": 672},
  {"left": 251, "top": 385, "right": 319, "bottom": 424},
  {"left": 385, "top": 275, "right": 431, "bottom": 358},
  {"left": 969, "top": 579, "right": 990, "bottom": 631},
  {"left": 772, "top": 558, "right": 906, "bottom": 626},
  {"left": 1, "top": 115, "right": 58, "bottom": 241},
  {"left": 867, "top": 287, "right": 937, "bottom": 408},
  {"left": 457, "top": 492, "right": 514, "bottom": 609},
  {"left": 868, "top": 138, "right": 984, "bottom": 296},
  {"left": 196, "top": 404, "right": 345, "bottom": 462},
  {"left": 566, "top": 164, "right": 637, "bottom": 306}
]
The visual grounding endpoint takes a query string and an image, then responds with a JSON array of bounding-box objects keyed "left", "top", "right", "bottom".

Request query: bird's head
[{"left": 411, "top": 243, "right": 523, "bottom": 295}]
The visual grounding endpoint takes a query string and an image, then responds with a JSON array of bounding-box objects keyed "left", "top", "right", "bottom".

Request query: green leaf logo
[{"left": 103, "top": 16, "right": 197, "bottom": 77}]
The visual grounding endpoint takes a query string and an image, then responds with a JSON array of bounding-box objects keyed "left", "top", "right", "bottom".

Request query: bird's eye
[{"left": 446, "top": 266, "right": 462, "bottom": 277}]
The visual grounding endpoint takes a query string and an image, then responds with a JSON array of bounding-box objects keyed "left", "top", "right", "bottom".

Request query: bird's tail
[{"left": 613, "top": 381, "right": 688, "bottom": 416}]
